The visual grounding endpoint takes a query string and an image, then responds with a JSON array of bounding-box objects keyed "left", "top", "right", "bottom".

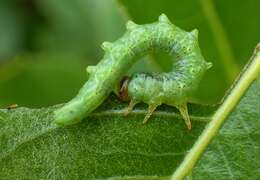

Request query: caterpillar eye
[{"left": 119, "top": 76, "right": 130, "bottom": 101}]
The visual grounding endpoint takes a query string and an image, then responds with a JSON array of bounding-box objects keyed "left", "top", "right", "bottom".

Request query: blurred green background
[{"left": 0, "top": 0, "right": 259, "bottom": 108}]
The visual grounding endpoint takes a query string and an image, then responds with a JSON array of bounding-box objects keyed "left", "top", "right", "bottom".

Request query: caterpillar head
[{"left": 118, "top": 76, "right": 130, "bottom": 101}]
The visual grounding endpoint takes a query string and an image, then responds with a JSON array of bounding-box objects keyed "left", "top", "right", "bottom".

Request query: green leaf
[
  {"left": 170, "top": 78, "right": 260, "bottom": 179},
  {"left": 0, "top": 97, "right": 214, "bottom": 179},
  {"left": 0, "top": 45, "right": 259, "bottom": 179},
  {"left": 193, "top": 78, "right": 260, "bottom": 179}
]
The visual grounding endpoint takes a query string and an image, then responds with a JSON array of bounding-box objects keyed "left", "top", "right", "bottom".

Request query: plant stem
[{"left": 171, "top": 43, "right": 260, "bottom": 180}]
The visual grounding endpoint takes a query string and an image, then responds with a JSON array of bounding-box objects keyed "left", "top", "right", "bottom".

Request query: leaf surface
[
  {"left": 193, "top": 78, "right": 260, "bottom": 179},
  {"left": 0, "top": 98, "right": 214, "bottom": 179}
]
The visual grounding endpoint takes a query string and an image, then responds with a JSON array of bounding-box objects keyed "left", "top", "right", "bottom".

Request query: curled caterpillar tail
[{"left": 53, "top": 13, "right": 212, "bottom": 127}]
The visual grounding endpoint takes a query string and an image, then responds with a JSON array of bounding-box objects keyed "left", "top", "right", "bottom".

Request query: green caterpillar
[{"left": 53, "top": 14, "right": 212, "bottom": 129}]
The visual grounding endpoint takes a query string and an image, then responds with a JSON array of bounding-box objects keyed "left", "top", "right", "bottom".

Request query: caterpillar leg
[
  {"left": 124, "top": 100, "right": 138, "bottom": 116},
  {"left": 143, "top": 104, "right": 159, "bottom": 124},
  {"left": 177, "top": 103, "right": 192, "bottom": 130}
]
